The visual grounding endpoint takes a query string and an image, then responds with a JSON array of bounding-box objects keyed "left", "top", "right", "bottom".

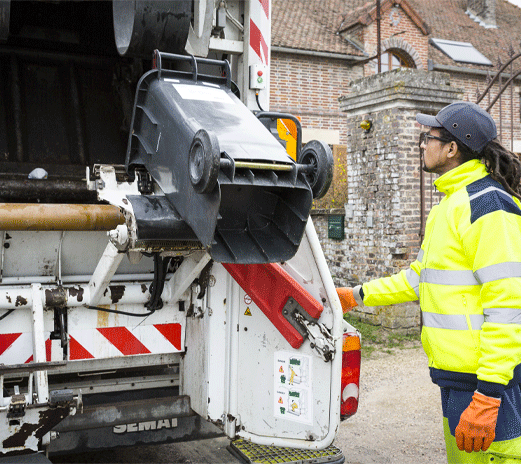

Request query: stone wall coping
[
  {"left": 339, "top": 68, "right": 464, "bottom": 115},
  {"left": 311, "top": 208, "right": 345, "bottom": 216},
  {"left": 344, "top": 68, "right": 450, "bottom": 93}
]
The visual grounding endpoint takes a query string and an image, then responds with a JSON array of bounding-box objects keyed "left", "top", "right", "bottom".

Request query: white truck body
[{"left": 0, "top": 1, "right": 360, "bottom": 461}]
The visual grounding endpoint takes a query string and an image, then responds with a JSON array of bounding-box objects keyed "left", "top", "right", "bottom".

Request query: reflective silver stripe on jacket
[
  {"left": 417, "top": 249, "right": 424, "bottom": 263},
  {"left": 405, "top": 268, "right": 420, "bottom": 297},
  {"left": 420, "top": 269, "right": 479, "bottom": 286},
  {"left": 468, "top": 186, "right": 513, "bottom": 201},
  {"left": 484, "top": 307, "right": 521, "bottom": 324},
  {"left": 474, "top": 262, "right": 521, "bottom": 284},
  {"left": 422, "top": 312, "right": 484, "bottom": 330}
]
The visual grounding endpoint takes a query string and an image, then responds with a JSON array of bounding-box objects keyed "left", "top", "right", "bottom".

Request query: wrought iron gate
[{"left": 476, "top": 44, "right": 521, "bottom": 152}]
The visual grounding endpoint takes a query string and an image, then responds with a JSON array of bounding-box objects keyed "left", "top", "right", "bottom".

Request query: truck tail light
[{"left": 340, "top": 332, "right": 361, "bottom": 420}]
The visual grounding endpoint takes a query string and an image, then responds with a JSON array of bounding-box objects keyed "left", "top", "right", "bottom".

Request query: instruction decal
[
  {"left": 173, "top": 84, "right": 234, "bottom": 104},
  {"left": 274, "top": 351, "right": 313, "bottom": 424}
]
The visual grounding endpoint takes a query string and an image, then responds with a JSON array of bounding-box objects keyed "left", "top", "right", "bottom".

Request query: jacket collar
[{"left": 434, "top": 159, "right": 488, "bottom": 196}]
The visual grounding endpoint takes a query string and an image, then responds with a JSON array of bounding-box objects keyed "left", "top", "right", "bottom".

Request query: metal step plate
[{"left": 229, "top": 439, "right": 345, "bottom": 464}]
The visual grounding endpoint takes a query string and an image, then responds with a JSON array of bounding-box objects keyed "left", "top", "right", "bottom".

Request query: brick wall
[
  {"left": 269, "top": 7, "right": 521, "bottom": 330},
  {"left": 270, "top": 52, "right": 363, "bottom": 146},
  {"left": 362, "top": 6, "right": 429, "bottom": 75},
  {"left": 330, "top": 69, "right": 462, "bottom": 330}
]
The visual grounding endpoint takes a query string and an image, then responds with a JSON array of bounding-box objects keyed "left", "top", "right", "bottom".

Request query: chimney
[{"left": 466, "top": 0, "right": 497, "bottom": 28}]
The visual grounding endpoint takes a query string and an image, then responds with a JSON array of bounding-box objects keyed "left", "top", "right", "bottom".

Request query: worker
[{"left": 337, "top": 101, "right": 521, "bottom": 463}]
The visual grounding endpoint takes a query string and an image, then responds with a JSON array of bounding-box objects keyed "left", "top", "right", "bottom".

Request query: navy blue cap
[{"left": 416, "top": 102, "right": 497, "bottom": 153}]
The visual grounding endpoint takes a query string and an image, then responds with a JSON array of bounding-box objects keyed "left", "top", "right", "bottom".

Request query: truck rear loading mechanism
[{"left": 0, "top": 2, "right": 361, "bottom": 463}]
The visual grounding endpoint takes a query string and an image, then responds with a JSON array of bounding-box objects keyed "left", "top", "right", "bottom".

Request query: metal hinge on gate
[{"left": 282, "top": 298, "right": 336, "bottom": 362}]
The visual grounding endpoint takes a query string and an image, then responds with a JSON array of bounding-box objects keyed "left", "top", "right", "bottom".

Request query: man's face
[{"left": 419, "top": 128, "right": 456, "bottom": 175}]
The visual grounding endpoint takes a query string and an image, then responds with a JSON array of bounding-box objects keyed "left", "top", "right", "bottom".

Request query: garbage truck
[{"left": 0, "top": 1, "right": 361, "bottom": 462}]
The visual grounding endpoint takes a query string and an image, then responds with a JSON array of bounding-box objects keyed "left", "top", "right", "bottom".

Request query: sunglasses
[{"left": 418, "top": 132, "right": 453, "bottom": 147}]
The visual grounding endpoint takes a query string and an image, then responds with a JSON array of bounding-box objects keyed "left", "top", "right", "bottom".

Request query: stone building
[{"left": 269, "top": 0, "right": 521, "bottom": 330}]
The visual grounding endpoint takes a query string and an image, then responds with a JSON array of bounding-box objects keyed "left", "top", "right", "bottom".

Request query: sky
[{"left": 507, "top": 0, "right": 521, "bottom": 7}]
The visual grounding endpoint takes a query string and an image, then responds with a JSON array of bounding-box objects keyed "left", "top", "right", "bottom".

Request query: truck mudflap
[{"left": 125, "top": 51, "right": 332, "bottom": 264}]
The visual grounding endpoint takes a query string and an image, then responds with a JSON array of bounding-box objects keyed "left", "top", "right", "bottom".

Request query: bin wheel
[
  {"left": 298, "top": 140, "right": 333, "bottom": 199},
  {"left": 189, "top": 129, "right": 220, "bottom": 194}
]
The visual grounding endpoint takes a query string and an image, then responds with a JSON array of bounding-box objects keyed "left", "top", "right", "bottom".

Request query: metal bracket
[
  {"left": 136, "top": 168, "right": 153, "bottom": 194},
  {"left": 7, "top": 394, "right": 26, "bottom": 419},
  {"left": 281, "top": 297, "right": 315, "bottom": 339},
  {"left": 282, "top": 298, "right": 336, "bottom": 362},
  {"left": 294, "top": 312, "right": 336, "bottom": 362}
]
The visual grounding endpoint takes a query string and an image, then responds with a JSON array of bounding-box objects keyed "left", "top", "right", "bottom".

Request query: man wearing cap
[{"left": 337, "top": 101, "right": 521, "bottom": 463}]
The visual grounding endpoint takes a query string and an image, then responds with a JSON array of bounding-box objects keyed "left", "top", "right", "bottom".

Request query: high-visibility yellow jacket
[{"left": 360, "top": 159, "right": 521, "bottom": 396}]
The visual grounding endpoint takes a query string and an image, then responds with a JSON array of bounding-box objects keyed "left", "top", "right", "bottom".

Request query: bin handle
[{"left": 152, "top": 50, "right": 231, "bottom": 88}]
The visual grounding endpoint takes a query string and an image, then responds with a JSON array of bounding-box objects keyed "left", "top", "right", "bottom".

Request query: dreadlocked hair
[{"left": 438, "top": 127, "right": 521, "bottom": 201}]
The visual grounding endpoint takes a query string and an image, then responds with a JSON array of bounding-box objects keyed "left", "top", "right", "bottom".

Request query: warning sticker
[
  {"left": 173, "top": 84, "right": 234, "bottom": 104},
  {"left": 274, "top": 351, "right": 312, "bottom": 424},
  {"left": 244, "top": 307, "right": 252, "bottom": 316}
]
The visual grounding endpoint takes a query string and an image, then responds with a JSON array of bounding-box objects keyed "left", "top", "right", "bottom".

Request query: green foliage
[{"left": 312, "top": 145, "right": 348, "bottom": 209}]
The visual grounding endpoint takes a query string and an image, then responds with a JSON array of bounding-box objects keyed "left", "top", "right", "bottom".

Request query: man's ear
[{"left": 447, "top": 141, "right": 458, "bottom": 158}]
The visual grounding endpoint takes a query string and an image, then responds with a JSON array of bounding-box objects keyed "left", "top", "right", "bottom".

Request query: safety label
[
  {"left": 274, "top": 351, "right": 312, "bottom": 424},
  {"left": 173, "top": 84, "right": 234, "bottom": 104}
]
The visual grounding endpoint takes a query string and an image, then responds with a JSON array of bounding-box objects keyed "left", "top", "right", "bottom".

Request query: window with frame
[{"left": 372, "top": 48, "right": 415, "bottom": 73}]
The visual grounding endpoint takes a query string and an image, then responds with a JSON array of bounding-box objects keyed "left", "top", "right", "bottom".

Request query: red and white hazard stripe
[
  {"left": 0, "top": 323, "right": 182, "bottom": 364},
  {"left": 0, "top": 332, "right": 52, "bottom": 365},
  {"left": 69, "top": 323, "right": 183, "bottom": 360},
  {"left": 249, "top": 0, "right": 270, "bottom": 65}
]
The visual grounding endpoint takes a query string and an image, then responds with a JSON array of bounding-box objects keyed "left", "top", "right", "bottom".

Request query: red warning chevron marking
[
  {"left": 259, "top": 0, "right": 269, "bottom": 19},
  {"left": 154, "top": 323, "right": 182, "bottom": 351},
  {"left": 97, "top": 327, "right": 151, "bottom": 356},
  {"left": 250, "top": 19, "right": 268, "bottom": 65},
  {"left": 0, "top": 333, "right": 21, "bottom": 356},
  {"left": 69, "top": 336, "right": 94, "bottom": 360},
  {"left": 68, "top": 323, "right": 183, "bottom": 360},
  {"left": 25, "top": 339, "right": 52, "bottom": 363}
]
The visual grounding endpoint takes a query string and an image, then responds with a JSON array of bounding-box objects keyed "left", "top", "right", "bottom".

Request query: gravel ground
[
  {"left": 336, "top": 343, "right": 447, "bottom": 464},
  {"left": 53, "top": 343, "right": 447, "bottom": 463}
]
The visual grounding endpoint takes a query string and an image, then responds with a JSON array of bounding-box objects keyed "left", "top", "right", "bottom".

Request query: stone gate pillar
[{"left": 337, "top": 68, "right": 463, "bottom": 330}]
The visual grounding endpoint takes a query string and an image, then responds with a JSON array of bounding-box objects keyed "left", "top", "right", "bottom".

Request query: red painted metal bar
[{"left": 223, "top": 263, "right": 323, "bottom": 348}]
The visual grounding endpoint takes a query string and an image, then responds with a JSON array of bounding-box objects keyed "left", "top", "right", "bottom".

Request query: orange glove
[
  {"left": 336, "top": 287, "right": 358, "bottom": 313},
  {"left": 455, "top": 392, "right": 501, "bottom": 453}
]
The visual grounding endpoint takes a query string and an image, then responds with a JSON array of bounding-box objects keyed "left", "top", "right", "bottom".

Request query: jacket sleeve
[
  {"left": 361, "top": 249, "right": 422, "bottom": 306},
  {"left": 460, "top": 204, "right": 521, "bottom": 396}
]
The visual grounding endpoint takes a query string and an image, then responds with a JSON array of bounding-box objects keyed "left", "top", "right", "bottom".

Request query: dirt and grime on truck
[{"left": 0, "top": 2, "right": 358, "bottom": 463}]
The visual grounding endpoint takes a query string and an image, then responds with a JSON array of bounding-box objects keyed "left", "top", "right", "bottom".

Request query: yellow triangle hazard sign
[
  {"left": 244, "top": 307, "right": 252, "bottom": 316},
  {"left": 278, "top": 397, "right": 283, "bottom": 404},
  {"left": 279, "top": 366, "right": 284, "bottom": 373}
]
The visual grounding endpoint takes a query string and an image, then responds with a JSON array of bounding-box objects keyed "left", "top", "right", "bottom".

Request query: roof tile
[{"left": 272, "top": 0, "right": 521, "bottom": 69}]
